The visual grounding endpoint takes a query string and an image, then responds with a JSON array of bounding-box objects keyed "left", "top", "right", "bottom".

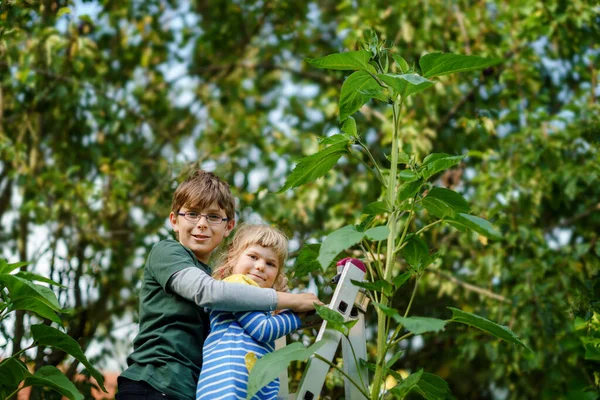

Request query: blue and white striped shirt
[{"left": 196, "top": 277, "right": 301, "bottom": 400}]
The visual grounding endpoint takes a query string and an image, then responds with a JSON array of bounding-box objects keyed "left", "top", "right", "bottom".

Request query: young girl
[{"left": 196, "top": 224, "right": 301, "bottom": 400}]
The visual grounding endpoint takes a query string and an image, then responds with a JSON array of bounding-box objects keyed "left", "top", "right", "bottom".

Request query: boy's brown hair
[
  {"left": 212, "top": 224, "right": 288, "bottom": 290},
  {"left": 171, "top": 170, "right": 235, "bottom": 220}
]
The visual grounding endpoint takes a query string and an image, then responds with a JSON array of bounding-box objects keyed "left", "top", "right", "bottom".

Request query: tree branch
[{"left": 431, "top": 269, "right": 510, "bottom": 303}]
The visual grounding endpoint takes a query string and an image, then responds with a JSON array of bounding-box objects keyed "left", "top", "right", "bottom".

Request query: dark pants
[{"left": 116, "top": 377, "right": 172, "bottom": 400}]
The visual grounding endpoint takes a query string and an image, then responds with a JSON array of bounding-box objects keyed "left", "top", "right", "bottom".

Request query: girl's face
[{"left": 232, "top": 245, "right": 280, "bottom": 288}]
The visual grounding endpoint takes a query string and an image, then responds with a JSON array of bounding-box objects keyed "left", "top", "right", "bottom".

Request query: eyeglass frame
[{"left": 177, "top": 211, "right": 230, "bottom": 225}]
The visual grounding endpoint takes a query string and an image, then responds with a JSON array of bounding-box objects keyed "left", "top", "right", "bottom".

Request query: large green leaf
[
  {"left": 400, "top": 236, "right": 429, "bottom": 269},
  {"left": 391, "top": 53, "right": 410, "bottom": 73},
  {"left": 31, "top": 324, "right": 107, "bottom": 392},
  {"left": 341, "top": 116, "right": 358, "bottom": 138},
  {"left": 365, "top": 225, "right": 389, "bottom": 241},
  {"left": 398, "top": 178, "right": 423, "bottom": 202},
  {"left": 393, "top": 272, "right": 412, "bottom": 289},
  {"left": 363, "top": 201, "right": 390, "bottom": 215},
  {"left": 394, "top": 316, "right": 447, "bottom": 335},
  {"left": 314, "top": 303, "right": 357, "bottom": 335},
  {"left": 448, "top": 308, "right": 531, "bottom": 351},
  {"left": 391, "top": 369, "right": 423, "bottom": 398},
  {"left": 414, "top": 372, "right": 452, "bottom": 400},
  {"left": 277, "top": 141, "right": 349, "bottom": 193},
  {"left": 419, "top": 52, "right": 502, "bottom": 78},
  {"left": 399, "top": 169, "right": 420, "bottom": 182},
  {"left": 11, "top": 298, "right": 62, "bottom": 324},
  {"left": 319, "top": 133, "right": 351, "bottom": 145},
  {"left": 317, "top": 225, "right": 365, "bottom": 270},
  {"left": 422, "top": 187, "right": 470, "bottom": 218},
  {"left": 0, "top": 274, "right": 62, "bottom": 324},
  {"left": 247, "top": 341, "right": 325, "bottom": 400},
  {"left": 306, "top": 50, "right": 372, "bottom": 71},
  {"left": 0, "top": 260, "right": 29, "bottom": 274},
  {"left": 15, "top": 271, "right": 66, "bottom": 288},
  {"left": 293, "top": 244, "right": 321, "bottom": 278},
  {"left": 377, "top": 73, "right": 434, "bottom": 98},
  {"left": 446, "top": 213, "right": 502, "bottom": 240},
  {"left": 339, "top": 70, "right": 381, "bottom": 121},
  {"left": 420, "top": 153, "right": 465, "bottom": 180},
  {"left": 373, "top": 302, "right": 401, "bottom": 319},
  {"left": 23, "top": 366, "right": 84, "bottom": 400},
  {"left": 0, "top": 357, "right": 31, "bottom": 397}
]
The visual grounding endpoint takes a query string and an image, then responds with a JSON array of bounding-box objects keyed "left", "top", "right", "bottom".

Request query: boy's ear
[
  {"left": 224, "top": 219, "right": 235, "bottom": 237},
  {"left": 169, "top": 212, "right": 179, "bottom": 232}
]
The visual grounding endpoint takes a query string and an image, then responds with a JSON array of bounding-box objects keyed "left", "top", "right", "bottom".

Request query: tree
[{"left": 1, "top": 0, "right": 598, "bottom": 398}]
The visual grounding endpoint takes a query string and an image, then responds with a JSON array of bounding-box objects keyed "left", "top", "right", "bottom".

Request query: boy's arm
[
  {"left": 233, "top": 310, "right": 301, "bottom": 343},
  {"left": 169, "top": 267, "right": 278, "bottom": 312}
]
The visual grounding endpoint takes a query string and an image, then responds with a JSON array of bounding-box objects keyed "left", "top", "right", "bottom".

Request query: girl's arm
[{"left": 234, "top": 310, "right": 301, "bottom": 343}]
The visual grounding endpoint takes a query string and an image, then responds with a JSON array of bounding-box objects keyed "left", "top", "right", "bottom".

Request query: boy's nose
[{"left": 196, "top": 215, "right": 209, "bottom": 227}]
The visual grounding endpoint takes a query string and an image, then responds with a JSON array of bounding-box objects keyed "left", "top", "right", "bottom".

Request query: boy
[{"left": 117, "top": 170, "right": 319, "bottom": 400}]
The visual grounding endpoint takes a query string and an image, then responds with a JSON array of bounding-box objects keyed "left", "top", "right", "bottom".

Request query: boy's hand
[{"left": 276, "top": 292, "right": 322, "bottom": 312}]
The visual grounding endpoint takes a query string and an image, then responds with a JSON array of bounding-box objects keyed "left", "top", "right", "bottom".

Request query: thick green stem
[{"left": 371, "top": 98, "right": 403, "bottom": 400}]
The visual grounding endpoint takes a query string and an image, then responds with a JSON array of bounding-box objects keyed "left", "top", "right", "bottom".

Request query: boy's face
[
  {"left": 169, "top": 202, "right": 235, "bottom": 264},
  {"left": 232, "top": 245, "right": 280, "bottom": 288}
]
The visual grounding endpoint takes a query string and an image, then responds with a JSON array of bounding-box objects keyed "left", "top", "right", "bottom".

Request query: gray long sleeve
[{"left": 168, "top": 267, "right": 278, "bottom": 312}]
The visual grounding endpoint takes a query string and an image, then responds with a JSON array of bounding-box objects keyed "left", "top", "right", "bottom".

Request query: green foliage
[
  {"left": 0, "top": 259, "right": 105, "bottom": 398},
  {"left": 2, "top": 1, "right": 599, "bottom": 398}
]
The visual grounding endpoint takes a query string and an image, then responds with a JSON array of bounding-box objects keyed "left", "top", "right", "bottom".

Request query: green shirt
[{"left": 121, "top": 239, "right": 210, "bottom": 399}]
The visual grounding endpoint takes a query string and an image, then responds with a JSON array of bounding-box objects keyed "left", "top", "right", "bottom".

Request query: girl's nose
[{"left": 255, "top": 261, "right": 265, "bottom": 271}]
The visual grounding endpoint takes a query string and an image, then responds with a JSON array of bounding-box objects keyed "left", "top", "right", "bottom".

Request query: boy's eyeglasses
[{"left": 178, "top": 212, "right": 229, "bottom": 225}]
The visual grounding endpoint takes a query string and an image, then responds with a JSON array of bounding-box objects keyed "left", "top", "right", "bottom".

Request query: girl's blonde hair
[{"left": 212, "top": 224, "right": 289, "bottom": 290}]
